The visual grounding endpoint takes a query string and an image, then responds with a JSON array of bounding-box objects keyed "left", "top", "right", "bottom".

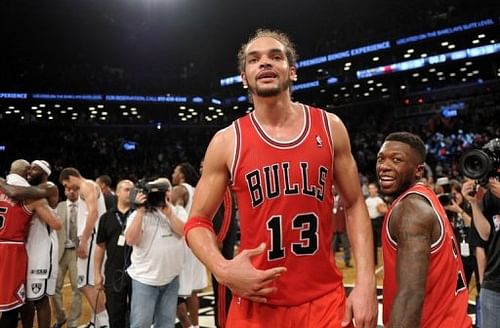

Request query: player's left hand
[{"left": 342, "top": 281, "right": 378, "bottom": 328}]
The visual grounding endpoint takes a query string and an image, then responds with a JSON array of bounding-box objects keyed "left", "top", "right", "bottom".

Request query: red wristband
[{"left": 184, "top": 216, "right": 215, "bottom": 247}]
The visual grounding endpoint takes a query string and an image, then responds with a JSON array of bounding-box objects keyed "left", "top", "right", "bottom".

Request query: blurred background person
[
  {"left": 95, "top": 179, "right": 134, "bottom": 328},
  {"left": 365, "top": 182, "right": 387, "bottom": 266},
  {"left": 52, "top": 185, "right": 82, "bottom": 328},
  {"left": 96, "top": 175, "right": 117, "bottom": 211},
  {"left": 125, "top": 178, "right": 186, "bottom": 328}
]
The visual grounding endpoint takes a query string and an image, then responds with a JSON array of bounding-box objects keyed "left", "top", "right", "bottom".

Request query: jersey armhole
[
  {"left": 228, "top": 121, "right": 241, "bottom": 187},
  {"left": 320, "top": 110, "right": 335, "bottom": 172},
  {"left": 386, "top": 192, "right": 445, "bottom": 252}
]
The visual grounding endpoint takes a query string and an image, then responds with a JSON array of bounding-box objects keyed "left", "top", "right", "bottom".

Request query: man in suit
[{"left": 51, "top": 185, "right": 82, "bottom": 328}]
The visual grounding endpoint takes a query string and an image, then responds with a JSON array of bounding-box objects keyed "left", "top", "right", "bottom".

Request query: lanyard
[{"left": 115, "top": 212, "right": 128, "bottom": 233}]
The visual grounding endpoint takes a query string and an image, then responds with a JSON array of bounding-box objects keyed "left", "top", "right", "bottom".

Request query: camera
[
  {"left": 129, "top": 179, "right": 170, "bottom": 208},
  {"left": 460, "top": 138, "right": 500, "bottom": 186},
  {"left": 438, "top": 193, "right": 452, "bottom": 206}
]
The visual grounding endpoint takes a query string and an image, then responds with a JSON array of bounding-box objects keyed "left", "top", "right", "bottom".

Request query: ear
[
  {"left": 241, "top": 72, "right": 248, "bottom": 89},
  {"left": 415, "top": 163, "right": 425, "bottom": 180},
  {"left": 290, "top": 66, "right": 298, "bottom": 81}
]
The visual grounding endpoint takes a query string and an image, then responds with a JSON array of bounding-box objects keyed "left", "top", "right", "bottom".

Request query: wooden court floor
[{"left": 23, "top": 248, "right": 478, "bottom": 327}]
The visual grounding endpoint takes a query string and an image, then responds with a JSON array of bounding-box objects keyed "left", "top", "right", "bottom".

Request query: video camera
[
  {"left": 129, "top": 179, "right": 170, "bottom": 209},
  {"left": 460, "top": 138, "right": 500, "bottom": 186}
]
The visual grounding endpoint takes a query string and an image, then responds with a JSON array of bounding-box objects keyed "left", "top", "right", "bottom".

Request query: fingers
[
  {"left": 260, "top": 268, "right": 286, "bottom": 285},
  {"left": 243, "top": 242, "right": 267, "bottom": 258},
  {"left": 341, "top": 299, "right": 353, "bottom": 327},
  {"left": 246, "top": 295, "right": 268, "bottom": 303}
]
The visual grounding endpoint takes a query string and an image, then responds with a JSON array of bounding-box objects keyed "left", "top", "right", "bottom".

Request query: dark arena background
[{"left": 1, "top": 0, "right": 499, "bottom": 327}]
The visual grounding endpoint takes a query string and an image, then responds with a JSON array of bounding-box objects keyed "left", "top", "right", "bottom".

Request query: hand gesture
[
  {"left": 445, "top": 200, "right": 461, "bottom": 214},
  {"left": 135, "top": 192, "right": 147, "bottom": 206},
  {"left": 219, "top": 243, "right": 286, "bottom": 303},
  {"left": 462, "top": 180, "right": 478, "bottom": 204}
]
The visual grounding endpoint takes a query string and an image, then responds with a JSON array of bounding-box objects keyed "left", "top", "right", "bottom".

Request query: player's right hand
[{"left": 218, "top": 242, "right": 286, "bottom": 303}]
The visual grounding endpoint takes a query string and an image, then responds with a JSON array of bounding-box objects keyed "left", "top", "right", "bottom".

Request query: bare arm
[
  {"left": 462, "top": 180, "right": 490, "bottom": 241},
  {"left": 80, "top": 181, "right": 99, "bottom": 242},
  {"left": 388, "top": 195, "right": 435, "bottom": 328},
  {"left": 377, "top": 201, "right": 388, "bottom": 215},
  {"left": 125, "top": 207, "right": 145, "bottom": 246},
  {"left": 328, "top": 114, "right": 377, "bottom": 327},
  {"left": 186, "top": 127, "right": 285, "bottom": 303},
  {"left": 0, "top": 180, "right": 51, "bottom": 201},
  {"left": 476, "top": 246, "right": 486, "bottom": 285},
  {"left": 162, "top": 204, "right": 185, "bottom": 236},
  {"left": 31, "top": 199, "right": 62, "bottom": 230},
  {"left": 94, "top": 243, "right": 106, "bottom": 290}
]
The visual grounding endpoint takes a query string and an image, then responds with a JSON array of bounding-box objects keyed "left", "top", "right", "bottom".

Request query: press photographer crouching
[
  {"left": 461, "top": 138, "right": 500, "bottom": 328},
  {"left": 125, "top": 178, "right": 187, "bottom": 328}
]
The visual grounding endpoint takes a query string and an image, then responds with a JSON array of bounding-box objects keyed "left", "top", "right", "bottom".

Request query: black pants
[
  {"left": 371, "top": 216, "right": 383, "bottom": 265},
  {"left": 105, "top": 272, "right": 132, "bottom": 328},
  {"left": 212, "top": 275, "right": 232, "bottom": 328},
  {"left": 0, "top": 308, "right": 19, "bottom": 328}
]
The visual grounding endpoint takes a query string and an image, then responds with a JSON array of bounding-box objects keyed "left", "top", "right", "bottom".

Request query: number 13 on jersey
[{"left": 266, "top": 213, "right": 319, "bottom": 261}]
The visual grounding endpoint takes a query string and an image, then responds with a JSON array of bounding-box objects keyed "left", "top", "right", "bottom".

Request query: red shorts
[
  {"left": 226, "top": 285, "right": 353, "bottom": 328},
  {"left": 0, "top": 243, "right": 27, "bottom": 311}
]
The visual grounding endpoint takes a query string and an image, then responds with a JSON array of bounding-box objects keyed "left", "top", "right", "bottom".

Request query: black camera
[
  {"left": 129, "top": 179, "right": 170, "bottom": 208},
  {"left": 438, "top": 193, "right": 452, "bottom": 206},
  {"left": 460, "top": 138, "right": 500, "bottom": 186}
]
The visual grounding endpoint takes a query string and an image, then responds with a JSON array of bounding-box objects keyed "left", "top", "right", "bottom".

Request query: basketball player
[
  {"left": 0, "top": 160, "right": 61, "bottom": 328},
  {"left": 172, "top": 163, "right": 207, "bottom": 328},
  {"left": 376, "top": 132, "right": 471, "bottom": 327},
  {"left": 184, "top": 29, "right": 377, "bottom": 327},
  {"left": 15, "top": 160, "right": 60, "bottom": 328},
  {"left": 59, "top": 168, "right": 109, "bottom": 328}
]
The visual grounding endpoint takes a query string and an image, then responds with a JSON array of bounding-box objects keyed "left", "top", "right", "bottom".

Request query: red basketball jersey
[
  {"left": 0, "top": 190, "right": 32, "bottom": 242},
  {"left": 231, "top": 105, "right": 342, "bottom": 306},
  {"left": 382, "top": 184, "right": 471, "bottom": 327},
  {"left": 0, "top": 190, "right": 32, "bottom": 311}
]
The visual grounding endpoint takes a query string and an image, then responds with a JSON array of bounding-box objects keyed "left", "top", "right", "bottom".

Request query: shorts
[
  {"left": 178, "top": 247, "right": 208, "bottom": 296},
  {"left": 226, "top": 285, "right": 352, "bottom": 328},
  {"left": 26, "top": 276, "right": 56, "bottom": 300},
  {"left": 77, "top": 233, "right": 97, "bottom": 288},
  {"left": 0, "top": 243, "right": 27, "bottom": 311}
]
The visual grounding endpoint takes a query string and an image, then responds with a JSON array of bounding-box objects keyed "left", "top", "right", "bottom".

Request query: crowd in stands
[{"left": 1, "top": 97, "right": 498, "bottom": 190}]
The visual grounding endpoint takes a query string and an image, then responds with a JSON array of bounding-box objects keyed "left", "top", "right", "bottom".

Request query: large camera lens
[{"left": 460, "top": 149, "right": 492, "bottom": 180}]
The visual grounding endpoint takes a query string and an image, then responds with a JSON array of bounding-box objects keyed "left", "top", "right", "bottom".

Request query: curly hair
[{"left": 237, "top": 28, "right": 298, "bottom": 73}]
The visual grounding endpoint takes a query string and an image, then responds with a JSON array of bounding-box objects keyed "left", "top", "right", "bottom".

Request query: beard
[
  {"left": 249, "top": 77, "right": 292, "bottom": 98},
  {"left": 29, "top": 174, "right": 43, "bottom": 186}
]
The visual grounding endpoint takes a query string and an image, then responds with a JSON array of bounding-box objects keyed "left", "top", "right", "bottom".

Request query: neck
[
  {"left": 252, "top": 93, "right": 297, "bottom": 125},
  {"left": 117, "top": 202, "right": 130, "bottom": 213}
]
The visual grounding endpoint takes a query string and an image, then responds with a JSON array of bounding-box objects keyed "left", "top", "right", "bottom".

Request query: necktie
[{"left": 69, "top": 203, "right": 78, "bottom": 244}]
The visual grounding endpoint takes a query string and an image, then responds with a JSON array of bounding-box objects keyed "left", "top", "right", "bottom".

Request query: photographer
[
  {"left": 461, "top": 139, "right": 500, "bottom": 328},
  {"left": 445, "top": 180, "right": 477, "bottom": 287},
  {"left": 125, "top": 178, "right": 186, "bottom": 328}
]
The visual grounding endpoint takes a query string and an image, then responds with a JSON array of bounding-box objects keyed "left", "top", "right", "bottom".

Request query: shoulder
[
  {"left": 213, "top": 125, "right": 235, "bottom": 145},
  {"left": 82, "top": 179, "right": 98, "bottom": 194},
  {"left": 390, "top": 193, "right": 437, "bottom": 238},
  {"left": 324, "top": 112, "right": 350, "bottom": 149},
  {"left": 205, "top": 124, "right": 236, "bottom": 167}
]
